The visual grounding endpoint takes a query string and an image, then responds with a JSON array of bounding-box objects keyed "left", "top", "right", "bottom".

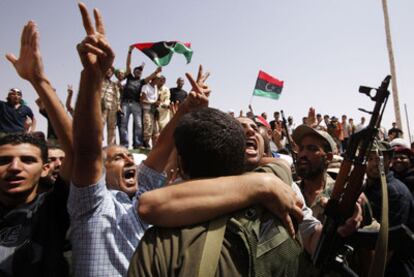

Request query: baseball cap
[
  {"left": 254, "top": 115, "right": 271, "bottom": 129},
  {"left": 292, "top": 124, "right": 338, "bottom": 153},
  {"left": 393, "top": 146, "right": 414, "bottom": 158}
]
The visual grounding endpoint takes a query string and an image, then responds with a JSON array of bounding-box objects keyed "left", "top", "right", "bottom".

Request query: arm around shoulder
[{"left": 138, "top": 173, "right": 274, "bottom": 227}]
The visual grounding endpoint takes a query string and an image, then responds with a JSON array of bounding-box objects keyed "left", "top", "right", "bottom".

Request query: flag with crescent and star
[
  {"left": 132, "top": 41, "right": 193, "bottom": 67},
  {"left": 253, "top": 70, "right": 284, "bottom": 100}
]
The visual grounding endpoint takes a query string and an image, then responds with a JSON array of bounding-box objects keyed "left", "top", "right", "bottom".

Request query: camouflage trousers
[
  {"left": 143, "top": 109, "right": 159, "bottom": 145},
  {"left": 157, "top": 107, "right": 171, "bottom": 131},
  {"left": 102, "top": 107, "right": 117, "bottom": 145}
]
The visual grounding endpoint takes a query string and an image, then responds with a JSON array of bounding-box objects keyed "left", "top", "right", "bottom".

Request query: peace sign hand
[
  {"left": 76, "top": 2, "right": 114, "bottom": 77},
  {"left": 181, "top": 65, "right": 211, "bottom": 113},
  {"left": 195, "top": 64, "right": 211, "bottom": 96}
]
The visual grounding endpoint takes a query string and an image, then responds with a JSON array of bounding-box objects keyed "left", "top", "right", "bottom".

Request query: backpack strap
[
  {"left": 368, "top": 147, "right": 389, "bottom": 277},
  {"left": 197, "top": 216, "right": 229, "bottom": 277}
]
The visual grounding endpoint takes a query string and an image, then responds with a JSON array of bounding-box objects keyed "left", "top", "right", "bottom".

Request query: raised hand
[
  {"left": 337, "top": 201, "right": 363, "bottom": 237},
  {"left": 6, "top": 21, "right": 47, "bottom": 83},
  {"left": 194, "top": 64, "right": 211, "bottom": 96},
  {"left": 24, "top": 116, "right": 33, "bottom": 132},
  {"left": 169, "top": 101, "right": 180, "bottom": 116},
  {"left": 181, "top": 65, "right": 211, "bottom": 113},
  {"left": 196, "top": 64, "right": 210, "bottom": 84},
  {"left": 76, "top": 2, "right": 114, "bottom": 77},
  {"left": 306, "top": 107, "right": 317, "bottom": 127}
]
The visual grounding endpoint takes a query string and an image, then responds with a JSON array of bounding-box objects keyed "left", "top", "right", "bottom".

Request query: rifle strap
[
  {"left": 368, "top": 148, "right": 389, "bottom": 277},
  {"left": 198, "top": 216, "right": 229, "bottom": 277}
]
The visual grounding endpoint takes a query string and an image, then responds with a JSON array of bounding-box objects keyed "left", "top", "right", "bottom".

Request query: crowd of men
[{"left": 1, "top": 3, "right": 414, "bottom": 277}]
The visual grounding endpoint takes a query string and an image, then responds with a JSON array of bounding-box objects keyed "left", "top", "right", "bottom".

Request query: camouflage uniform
[
  {"left": 298, "top": 174, "right": 335, "bottom": 222},
  {"left": 128, "top": 163, "right": 303, "bottom": 276},
  {"left": 101, "top": 78, "right": 120, "bottom": 145},
  {"left": 156, "top": 85, "right": 171, "bottom": 131}
]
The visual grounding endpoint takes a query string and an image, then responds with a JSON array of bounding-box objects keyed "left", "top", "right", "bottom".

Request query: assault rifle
[
  {"left": 280, "top": 110, "right": 297, "bottom": 167},
  {"left": 312, "top": 76, "right": 391, "bottom": 274}
]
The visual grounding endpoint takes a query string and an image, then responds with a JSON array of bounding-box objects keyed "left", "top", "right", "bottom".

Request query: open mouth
[
  {"left": 123, "top": 167, "right": 137, "bottom": 186},
  {"left": 245, "top": 139, "right": 258, "bottom": 155}
]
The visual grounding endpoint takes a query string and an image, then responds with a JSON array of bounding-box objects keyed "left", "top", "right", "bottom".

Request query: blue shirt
[
  {"left": 365, "top": 171, "right": 414, "bottom": 230},
  {"left": 0, "top": 101, "right": 34, "bottom": 133},
  {"left": 68, "top": 162, "right": 166, "bottom": 277}
]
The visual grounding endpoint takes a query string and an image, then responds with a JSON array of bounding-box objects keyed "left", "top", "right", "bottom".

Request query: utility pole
[{"left": 381, "top": 0, "right": 402, "bottom": 130}]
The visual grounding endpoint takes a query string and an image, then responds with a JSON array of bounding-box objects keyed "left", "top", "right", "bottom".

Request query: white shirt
[
  {"left": 141, "top": 84, "right": 158, "bottom": 110},
  {"left": 355, "top": 123, "right": 365, "bottom": 133}
]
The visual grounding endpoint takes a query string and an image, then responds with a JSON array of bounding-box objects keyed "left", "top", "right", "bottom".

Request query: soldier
[
  {"left": 156, "top": 75, "right": 171, "bottom": 131},
  {"left": 292, "top": 124, "right": 337, "bottom": 221},
  {"left": 101, "top": 66, "right": 120, "bottom": 145}
]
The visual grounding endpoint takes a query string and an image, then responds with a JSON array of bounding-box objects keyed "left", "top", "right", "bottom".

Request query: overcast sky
[{"left": 1, "top": 0, "right": 413, "bottom": 141}]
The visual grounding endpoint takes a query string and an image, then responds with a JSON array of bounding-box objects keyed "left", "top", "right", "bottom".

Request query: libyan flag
[
  {"left": 132, "top": 41, "right": 193, "bottom": 67},
  {"left": 253, "top": 70, "right": 284, "bottom": 100}
]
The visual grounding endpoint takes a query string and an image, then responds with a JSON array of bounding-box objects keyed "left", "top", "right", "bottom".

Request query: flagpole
[
  {"left": 382, "top": 0, "right": 403, "bottom": 130},
  {"left": 249, "top": 71, "right": 261, "bottom": 110},
  {"left": 248, "top": 94, "right": 254, "bottom": 107}
]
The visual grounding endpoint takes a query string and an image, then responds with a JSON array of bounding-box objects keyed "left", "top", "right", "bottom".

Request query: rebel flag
[
  {"left": 253, "top": 70, "right": 284, "bottom": 100},
  {"left": 132, "top": 41, "right": 193, "bottom": 67}
]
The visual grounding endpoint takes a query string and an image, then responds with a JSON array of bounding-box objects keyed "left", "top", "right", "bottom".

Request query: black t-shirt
[
  {"left": 365, "top": 172, "right": 414, "bottom": 229},
  {"left": 0, "top": 101, "right": 34, "bottom": 133},
  {"left": 122, "top": 74, "right": 145, "bottom": 102},
  {"left": 170, "top": 87, "right": 187, "bottom": 104},
  {"left": 0, "top": 177, "right": 70, "bottom": 276},
  {"left": 269, "top": 119, "right": 281, "bottom": 131},
  {"left": 39, "top": 109, "right": 57, "bottom": 140},
  {"left": 388, "top": 127, "right": 403, "bottom": 137}
]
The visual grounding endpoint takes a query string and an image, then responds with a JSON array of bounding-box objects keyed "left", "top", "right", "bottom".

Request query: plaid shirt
[{"left": 68, "top": 163, "right": 166, "bottom": 276}]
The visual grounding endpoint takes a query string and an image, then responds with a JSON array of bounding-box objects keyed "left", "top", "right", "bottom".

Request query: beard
[{"left": 296, "top": 156, "right": 327, "bottom": 180}]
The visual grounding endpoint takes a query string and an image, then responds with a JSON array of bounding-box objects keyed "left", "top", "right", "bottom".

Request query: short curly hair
[
  {"left": 0, "top": 133, "right": 48, "bottom": 164},
  {"left": 174, "top": 107, "right": 246, "bottom": 178}
]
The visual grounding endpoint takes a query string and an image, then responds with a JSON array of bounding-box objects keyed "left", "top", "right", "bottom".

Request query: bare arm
[
  {"left": 29, "top": 116, "right": 36, "bottom": 132},
  {"left": 144, "top": 65, "right": 210, "bottom": 173},
  {"left": 143, "top": 66, "right": 162, "bottom": 84},
  {"left": 6, "top": 21, "right": 73, "bottom": 182},
  {"left": 125, "top": 45, "right": 133, "bottom": 76},
  {"left": 139, "top": 172, "right": 303, "bottom": 237},
  {"left": 72, "top": 3, "right": 114, "bottom": 186},
  {"left": 248, "top": 104, "right": 254, "bottom": 115},
  {"left": 65, "top": 85, "right": 74, "bottom": 116}
]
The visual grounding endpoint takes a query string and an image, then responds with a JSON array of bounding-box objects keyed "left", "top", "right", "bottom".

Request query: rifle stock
[{"left": 313, "top": 76, "right": 391, "bottom": 270}]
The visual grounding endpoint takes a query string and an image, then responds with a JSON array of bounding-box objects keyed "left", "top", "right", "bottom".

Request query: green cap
[{"left": 292, "top": 124, "right": 338, "bottom": 153}]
